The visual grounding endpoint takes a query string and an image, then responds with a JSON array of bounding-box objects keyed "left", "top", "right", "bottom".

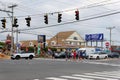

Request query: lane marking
[
  {"left": 33, "top": 79, "right": 40, "bottom": 80},
  {"left": 73, "top": 74, "right": 119, "bottom": 80},
  {"left": 84, "top": 73, "right": 120, "bottom": 78},
  {"left": 61, "top": 76, "right": 94, "bottom": 80},
  {"left": 45, "top": 77, "right": 68, "bottom": 80}
]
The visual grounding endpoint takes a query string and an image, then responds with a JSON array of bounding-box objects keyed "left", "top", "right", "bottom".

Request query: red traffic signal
[{"left": 75, "top": 10, "right": 79, "bottom": 20}]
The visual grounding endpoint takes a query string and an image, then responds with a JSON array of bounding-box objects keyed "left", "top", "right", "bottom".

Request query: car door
[{"left": 100, "top": 52, "right": 107, "bottom": 58}]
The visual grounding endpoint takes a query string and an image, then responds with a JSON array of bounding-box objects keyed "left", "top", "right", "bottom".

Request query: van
[{"left": 77, "top": 47, "right": 102, "bottom": 58}]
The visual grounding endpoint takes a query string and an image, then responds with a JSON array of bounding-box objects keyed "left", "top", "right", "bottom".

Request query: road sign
[
  {"left": 105, "top": 42, "right": 109, "bottom": 46},
  {"left": 85, "top": 33, "right": 104, "bottom": 41},
  {"left": 38, "top": 35, "right": 46, "bottom": 43}
]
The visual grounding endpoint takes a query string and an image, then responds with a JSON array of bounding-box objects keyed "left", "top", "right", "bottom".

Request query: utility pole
[
  {"left": 8, "top": 4, "right": 17, "bottom": 54},
  {"left": 106, "top": 26, "right": 115, "bottom": 53}
]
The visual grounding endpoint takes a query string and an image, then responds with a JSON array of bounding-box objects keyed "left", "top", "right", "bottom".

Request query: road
[{"left": 0, "top": 58, "right": 120, "bottom": 80}]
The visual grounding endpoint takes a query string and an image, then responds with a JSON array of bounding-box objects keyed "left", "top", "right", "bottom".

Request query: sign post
[{"left": 105, "top": 42, "right": 109, "bottom": 47}]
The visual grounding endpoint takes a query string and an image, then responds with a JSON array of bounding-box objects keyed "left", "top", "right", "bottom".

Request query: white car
[
  {"left": 88, "top": 52, "right": 108, "bottom": 59},
  {"left": 11, "top": 51, "right": 35, "bottom": 60}
]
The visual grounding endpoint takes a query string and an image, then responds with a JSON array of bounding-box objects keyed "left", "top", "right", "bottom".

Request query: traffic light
[
  {"left": 58, "top": 13, "right": 62, "bottom": 23},
  {"left": 25, "top": 16, "right": 31, "bottom": 27},
  {"left": 44, "top": 15, "right": 48, "bottom": 24},
  {"left": 1, "top": 18, "right": 6, "bottom": 28},
  {"left": 13, "top": 17, "right": 19, "bottom": 27},
  {"left": 75, "top": 10, "right": 79, "bottom": 20}
]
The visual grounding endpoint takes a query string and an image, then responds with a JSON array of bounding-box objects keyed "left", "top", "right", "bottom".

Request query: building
[
  {"left": 20, "top": 31, "right": 85, "bottom": 50},
  {"left": 47, "top": 31, "right": 85, "bottom": 49}
]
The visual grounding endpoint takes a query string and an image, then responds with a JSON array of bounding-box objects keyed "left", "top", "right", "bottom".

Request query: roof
[
  {"left": 51, "top": 31, "right": 75, "bottom": 40},
  {"left": 20, "top": 40, "right": 38, "bottom": 47}
]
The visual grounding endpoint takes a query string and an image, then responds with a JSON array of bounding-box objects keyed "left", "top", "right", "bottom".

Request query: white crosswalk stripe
[
  {"left": 45, "top": 70, "right": 120, "bottom": 80},
  {"left": 45, "top": 77, "right": 68, "bottom": 80},
  {"left": 73, "top": 74, "right": 118, "bottom": 80},
  {"left": 61, "top": 76, "right": 94, "bottom": 80}
]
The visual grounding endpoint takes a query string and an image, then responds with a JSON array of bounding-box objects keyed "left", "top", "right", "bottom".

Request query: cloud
[{"left": 0, "top": 0, "right": 120, "bottom": 45}]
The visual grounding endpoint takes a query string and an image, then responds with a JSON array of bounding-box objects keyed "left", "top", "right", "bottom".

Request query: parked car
[
  {"left": 54, "top": 51, "right": 71, "bottom": 58},
  {"left": 108, "top": 52, "right": 120, "bottom": 58},
  {"left": 88, "top": 52, "right": 108, "bottom": 60},
  {"left": 11, "top": 50, "right": 35, "bottom": 60}
]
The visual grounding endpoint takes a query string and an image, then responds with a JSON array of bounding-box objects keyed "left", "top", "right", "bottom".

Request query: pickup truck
[{"left": 11, "top": 51, "right": 35, "bottom": 60}]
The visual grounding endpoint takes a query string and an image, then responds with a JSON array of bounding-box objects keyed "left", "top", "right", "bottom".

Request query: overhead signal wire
[
  {"left": 17, "top": 10, "right": 120, "bottom": 32},
  {"left": 1, "top": 0, "right": 118, "bottom": 18}
]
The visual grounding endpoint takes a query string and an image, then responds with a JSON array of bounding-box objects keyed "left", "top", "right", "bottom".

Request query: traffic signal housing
[
  {"left": 1, "top": 18, "right": 6, "bottom": 28},
  {"left": 44, "top": 15, "right": 48, "bottom": 24},
  {"left": 58, "top": 13, "right": 62, "bottom": 23},
  {"left": 13, "top": 17, "right": 19, "bottom": 27},
  {"left": 25, "top": 16, "right": 31, "bottom": 27},
  {"left": 75, "top": 10, "right": 79, "bottom": 20}
]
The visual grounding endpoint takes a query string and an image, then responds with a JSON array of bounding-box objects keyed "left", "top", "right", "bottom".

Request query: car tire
[
  {"left": 96, "top": 56, "right": 99, "bottom": 60},
  {"left": 11, "top": 57, "right": 15, "bottom": 60},
  {"left": 15, "top": 55, "right": 20, "bottom": 60},
  {"left": 29, "top": 55, "right": 33, "bottom": 59},
  {"left": 25, "top": 57, "right": 28, "bottom": 60},
  {"left": 104, "top": 56, "right": 107, "bottom": 59}
]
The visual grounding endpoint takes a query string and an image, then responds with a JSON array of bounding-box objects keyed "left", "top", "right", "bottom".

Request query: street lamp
[{"left": 106, "top": 26, "right": 115, "bottom": 53}]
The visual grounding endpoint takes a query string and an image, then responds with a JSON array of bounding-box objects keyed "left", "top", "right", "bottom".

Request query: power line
[
  {"left": 18, "top": 10, "right": 120, "bottom": 32},
  {"left": 1, "top": 0, "right": 119, "bottom": 18}
]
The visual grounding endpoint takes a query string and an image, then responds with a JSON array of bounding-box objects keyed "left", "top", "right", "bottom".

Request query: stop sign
[{"left": 105, "top": 42, "right": 109, "bottom": 46}]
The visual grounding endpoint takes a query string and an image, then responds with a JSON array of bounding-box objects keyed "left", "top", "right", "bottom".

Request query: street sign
[
  {"left": 38, "top": 35, "right": 46, "bottom": 43},
  {"left": 85, "top": 33, "right": 104, "bottom": 41},
  {"left": 105, "top": 42, "right": 109, "bottom": 47},
  {"left": 38, "top": 35, "right": 46, "bottom": 48}
]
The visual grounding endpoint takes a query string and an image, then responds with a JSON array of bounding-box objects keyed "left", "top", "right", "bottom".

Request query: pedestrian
[
  {"left": 73, "top": 50, "right": 77, "bottom": 61},
  {"left": 34, "top": 45, "right": 37, "bottom": 56},
  {"left": 78, "top": 50, "right": 82, "bottom": 60},
  {"left": 52, "top": 51, "right": 55, "bottom": 59},
  {"left": 65, "top": 50, "right": 68, "bottom": 61}
]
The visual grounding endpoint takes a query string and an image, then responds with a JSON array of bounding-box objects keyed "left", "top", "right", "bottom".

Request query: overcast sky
[{"left": 0, "top": 0, "right": 120, "bottom": 46}]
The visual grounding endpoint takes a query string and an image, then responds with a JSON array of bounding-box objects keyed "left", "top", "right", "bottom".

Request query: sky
[{"left": 0, "top": 0, "right": 120, "bottom": 46}]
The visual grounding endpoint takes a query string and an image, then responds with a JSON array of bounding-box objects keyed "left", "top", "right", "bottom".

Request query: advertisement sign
[
  {"left": 38, "top": 35, "right": 46, "bottom": 43},
  {"left": 85, "top": 33, "right": 104, "bottom": 41},
  {"left": 38, "top": 35, "right": 46, "bottom": 48}
]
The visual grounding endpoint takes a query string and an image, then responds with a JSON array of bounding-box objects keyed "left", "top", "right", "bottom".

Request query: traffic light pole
[
  {"left": 106, "top": 26, "right": 115, "bottom": 53},
  {"left": 8, "top": 4, "right": 17, "bottom": 54}
]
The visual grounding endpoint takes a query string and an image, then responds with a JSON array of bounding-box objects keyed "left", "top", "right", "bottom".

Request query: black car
[{"left": 108, "top": 52, "right": 120, "bottom": 58}]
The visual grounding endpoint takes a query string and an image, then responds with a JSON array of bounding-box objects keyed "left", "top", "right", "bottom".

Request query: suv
[
  {"left": 88, "top": 52, "right": 108, "bottom": 60},
  {"left": 11, "top": 51, "right": 35, "bottom": 60}
]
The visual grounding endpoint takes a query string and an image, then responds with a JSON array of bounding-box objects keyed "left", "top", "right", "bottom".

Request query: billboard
[
  {"left": 38, "top": 35, "right": 46, "bottom": 43},
  {"left": 38, "top": 35, "right": 46, "bottom": 48},
  {"left": 85, "top": 33, "right": 104, "bottom": 41}
]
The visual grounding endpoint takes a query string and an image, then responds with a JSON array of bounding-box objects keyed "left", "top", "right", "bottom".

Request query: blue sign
[
  {"left": 85, "top": 33, "right": 104, "bottom": 41},
  {"left": 38, "top": 35, "right": 46, "bottom": 43}
]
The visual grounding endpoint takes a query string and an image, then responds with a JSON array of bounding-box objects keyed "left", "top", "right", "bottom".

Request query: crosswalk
[{"left": 45, "top": 70, "right": 120, "bottom": 80}]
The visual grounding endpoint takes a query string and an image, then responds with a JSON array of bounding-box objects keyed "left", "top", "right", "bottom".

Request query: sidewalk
[{"left": 0, "top": 53, "right": 10, "bottom": 59}]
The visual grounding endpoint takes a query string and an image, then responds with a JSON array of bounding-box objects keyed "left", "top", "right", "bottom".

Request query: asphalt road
[{"left": 0, "top": 58, "right": 120, "bottom": 80}]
